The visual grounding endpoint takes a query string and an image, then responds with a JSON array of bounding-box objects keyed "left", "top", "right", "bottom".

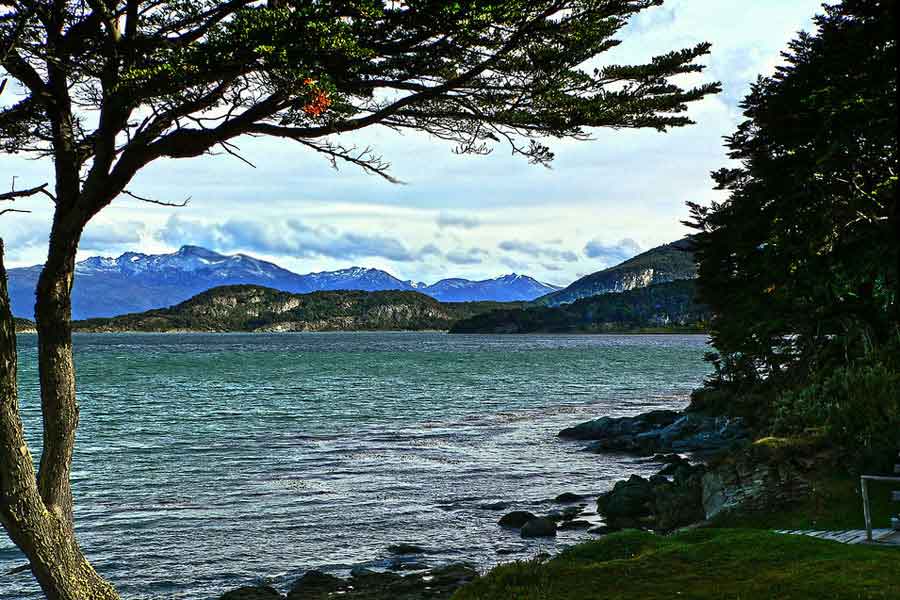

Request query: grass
[{"left": 453, "top": 528, "right": 900, "bottom": 600}]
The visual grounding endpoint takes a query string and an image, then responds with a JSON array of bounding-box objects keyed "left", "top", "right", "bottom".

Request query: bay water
[{"left": 1, "top": 332, "right": 710, "bottom": 599}]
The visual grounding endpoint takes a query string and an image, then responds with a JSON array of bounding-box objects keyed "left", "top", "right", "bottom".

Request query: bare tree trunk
[{"left": 0, "top": 239, "right": 119, "bottom": 600}]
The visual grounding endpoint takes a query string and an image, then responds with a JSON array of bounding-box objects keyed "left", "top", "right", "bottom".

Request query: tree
[
  {"left": 686, "top": 0, "right": 897, "bottom": 396},
  {"left": 0, "top": 1, "right": 718, "bottom": 597}
]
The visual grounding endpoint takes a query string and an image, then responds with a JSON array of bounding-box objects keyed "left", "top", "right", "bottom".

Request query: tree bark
[{"left": 0, "top": 239, "right": 120, "bottom": 600}]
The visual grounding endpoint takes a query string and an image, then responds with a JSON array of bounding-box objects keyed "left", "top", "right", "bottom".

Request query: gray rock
[
  {"left": 567, "top": 410, "right": 748, "bottom": 456},
  {"left": 478, "top": 501, "right": 510, "bottom": 511},
  {"left": 499, "top": 510, "right": 537, "bottom": 528},
  {"left": 559, "top": 410, "right": 680, "bottom": 441},
  {"left": 220, "top": 587, "right": 282, "bottom": 600},
  {"left": 554, "top": 492, "right": 584, "bottom": 503},
  {"left": 520, "top": 517, "right": 557, "bottom": 538},
  {"left": 286, "top": 571, "right": 344, "bottom": 600},
  {"left": 387, "top": 543, "right": 426, "bottom": 555}
]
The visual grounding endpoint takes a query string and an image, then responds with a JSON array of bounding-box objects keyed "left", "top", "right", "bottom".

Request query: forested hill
[
  {"left": 13, "top": 318, "right": 36, "bottom": 333},
  {"left": 72, "top": 285, "right": 524, "bottom": 333},
  {"left": 450, "top": 280, "right": 708, "bottom": 333},
  {"left": 536, "top": 238, "right": 697, "bottom": 307}
]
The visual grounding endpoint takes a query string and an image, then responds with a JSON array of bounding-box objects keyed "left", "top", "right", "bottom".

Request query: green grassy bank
[{"left": 453, "top": 528, "right": 899, "bottom": 600}]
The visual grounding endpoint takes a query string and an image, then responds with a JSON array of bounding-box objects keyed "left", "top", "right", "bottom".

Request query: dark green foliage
[
  {"left": 536, "top": 238, "right": 697, "bottom": 306},
  {"left": 685, "top": 1, "right": 899, "bottom": 447},
  {"left": 73, "top": 285, "right": 523, "bottom": 332},
  {"left": 451, "top": 280, "right": 707, "bottom": 333},
  {"left": 1, "top": 1, "right": 720, "bottom": 176},
  {"left": 774, "top": 361, "right": 900, "bottom": 461}
]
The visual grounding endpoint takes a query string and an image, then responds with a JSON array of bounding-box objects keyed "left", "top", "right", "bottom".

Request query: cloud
[
  {"left": 583, "top": 238, "right": 642, "bottom": 265},
  {"left": 81, "top": 221, "right": 148, "bottom": 250},
  {"left": 436, "top": 212, "right": 480, "bottom": 229},
  {"left": 160, "top": 216, "right": 427, "bottom": 262},
  {"left": 498, "top": 240, "right": 579, "bottom": 263},
  {"left": 446, "top": 247, "right": 488, "bottom": 265}
]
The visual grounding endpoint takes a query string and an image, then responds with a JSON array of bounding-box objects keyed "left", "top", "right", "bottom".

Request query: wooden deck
[{"left": 776, "top": 528, "right": 899, "bottom": 546}]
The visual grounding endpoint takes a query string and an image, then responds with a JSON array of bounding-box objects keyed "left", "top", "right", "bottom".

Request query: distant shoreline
[{"left": 14, "top": 328, "right": 707, "bottom": 335}]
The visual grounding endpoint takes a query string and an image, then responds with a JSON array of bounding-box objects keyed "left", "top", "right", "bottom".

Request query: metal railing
[{"left": 860, "top": 474, "right": 900, "bottom": 542}]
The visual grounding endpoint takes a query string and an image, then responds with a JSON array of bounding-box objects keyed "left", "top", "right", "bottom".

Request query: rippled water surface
[{"left": 2, "top": 332, "right": 710, "bottom": 599}]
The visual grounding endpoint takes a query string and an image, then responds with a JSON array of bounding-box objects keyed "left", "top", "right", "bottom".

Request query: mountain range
[
  {"left": 537, "top": 238, "right": 696, "bottom": 307},
  {"left": 7, "top": 245, "right": 560, "bottom": 320}
]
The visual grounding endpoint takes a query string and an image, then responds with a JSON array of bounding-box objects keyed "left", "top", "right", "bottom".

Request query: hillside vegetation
[
  {"left": 536, "top": 239, "right": 697, "bottom": 307},
  {"left": 451, "top": 280, "right": 707, "bottom": 333},
  {"left": 13, "top": 317, "right": 36, "bottom": 333},
  {"left": 72, "top": 285, "right": 524, "bottom": 332}
]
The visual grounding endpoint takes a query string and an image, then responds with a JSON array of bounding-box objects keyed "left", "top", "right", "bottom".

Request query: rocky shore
[{"left": 220, "top": 407, "right": 818, "bottom": 600}]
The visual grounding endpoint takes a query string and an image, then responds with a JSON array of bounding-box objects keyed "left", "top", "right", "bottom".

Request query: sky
[{"left": 0, "top": 0, "right": 825, "bottom": 286}]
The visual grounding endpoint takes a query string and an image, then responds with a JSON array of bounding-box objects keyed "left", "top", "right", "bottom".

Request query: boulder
[
  {"left": 478, "top": 501, "right": 510, "bottom": 511},
  {"left": 597, "top": 475, "right": 655, "bottom": 519},
  {"left": 499, "top": 510, "right": 537, "bottom": 528},
  {"left": 220, "top": 587, "right": 282, "bottom": 600},
  {"left": 520, "top": 517, "right": 558, "bottom": 538},
  {"left": 559, "top": 410, "right": 680, "bottom": 441},
  {"left": 569, "top": 410, "right": 748, "bottom": 456},
  {"left": 286, "top": 571, "right": 344, "bottom": 600},
  {"left": 387, "top": 543, "right": 426, "bottom": 555},
  {"left": 554, "top": 492, "right": 584, "bottom": 503}
]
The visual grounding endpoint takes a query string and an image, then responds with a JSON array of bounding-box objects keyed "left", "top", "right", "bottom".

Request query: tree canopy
[{"left": 686, "top": 0, "right": 898, "bottom": 452}]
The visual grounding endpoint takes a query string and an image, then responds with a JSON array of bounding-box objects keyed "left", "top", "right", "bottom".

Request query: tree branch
[{"left": 120, "top": 189, "right": 190, "bottom": 207}]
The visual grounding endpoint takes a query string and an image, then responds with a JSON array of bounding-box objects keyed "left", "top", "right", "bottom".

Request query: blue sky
[{"left": 1, "top": 0, "right": 824, "bottom": 286}]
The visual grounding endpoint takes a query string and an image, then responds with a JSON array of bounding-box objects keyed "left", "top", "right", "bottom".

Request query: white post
[{"left": 861, "top": 477, "right": 872, "bottom": 542}]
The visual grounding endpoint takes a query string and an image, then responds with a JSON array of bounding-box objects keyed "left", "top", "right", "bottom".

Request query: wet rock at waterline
[
  {"left": 220, "top": 587, "right": 282, "bottom": 600},
  {"left": 520, "top": 517, "right": 558, "bottom": 538},
  {"left": 498, "top": 510, "right": 538, "bottom": 528},
  {"left": 560, "top": 410, "right": 749, "bottom": 455},
  {"left": 225, "top": 564, "right": 480, "bottom": 600}
]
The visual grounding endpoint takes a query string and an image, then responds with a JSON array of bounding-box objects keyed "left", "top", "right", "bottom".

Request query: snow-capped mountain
[
  {"left": 426, "top": 274, "right": 560, "bottom": 302},
  {"left": 7, "top": 246, "right": 561, "bottom": 320}
]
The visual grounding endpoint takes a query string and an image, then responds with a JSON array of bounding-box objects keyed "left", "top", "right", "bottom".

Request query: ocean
[{"left": 1, "top": 332, "right": 710, "bottom": 599}]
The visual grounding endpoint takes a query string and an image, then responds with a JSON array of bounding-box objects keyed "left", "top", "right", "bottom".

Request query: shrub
[{"left": 774, "top": 363, "right": 900, "bottom": 463}]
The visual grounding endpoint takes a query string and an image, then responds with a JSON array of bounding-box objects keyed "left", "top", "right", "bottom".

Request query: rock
[
  {"left": 387, "top": 543, "right": 426, "bottom": 555},
  {"left": 220, "top": 587, "right": 282, "bottom": 600},
  {"left": 657, "top": 455, "right": 692, "bottom": 476},
  {"left": 428, "top": 564, "right": 478, "bottom": 587},
  {"left": 652, "top": 470, "right": 705, "bottom": 531},
  {"left": 567, "top": 410, "right": 748, "bottom": 456},
  {"left": 520, "top": 517, "right": 557, "bottom": 538},
  {"left": 560, "top": 506, "right": 582, "bottom": 521},
  {"left": 554, "top": 492, "right": 584, "bottom": 503},
  {"left": 499, "top": 510, "right": 537, "bottom": 528},
  {"left": 597, "top": 475, "right": 655, "bottom": 519},
  {"left": 478, "top": 501, "right": 510, "bottom": 511},
  {"left": 559, "top": 410, "right": 680, "bottom": 441},
  {"left": 286, "top": 570, "right": 344, "bottom": 600},
  {"left": 387, "top": 560, "right": 430, "bottom": 572},
  {"left": 701, "top": 453, "right": 810, "bottom": 520},
  {"left": 558, "top": 519, "right": 592, "bottom": 530}
]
